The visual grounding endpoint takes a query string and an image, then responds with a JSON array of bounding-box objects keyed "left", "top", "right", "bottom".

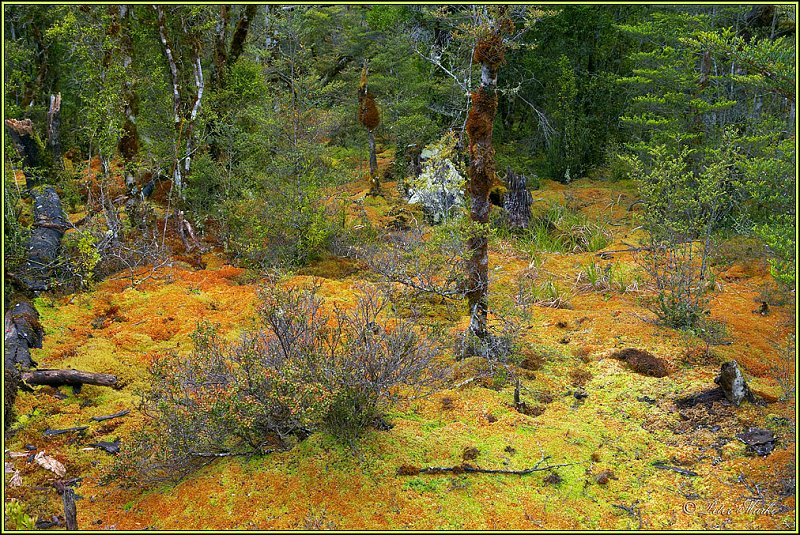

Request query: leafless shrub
[
  {"left": 106, "top": 283, "right": 446, "bottom": 486},
  {"left": 354, "top": 222, "right": 472, "bottom": 300}
]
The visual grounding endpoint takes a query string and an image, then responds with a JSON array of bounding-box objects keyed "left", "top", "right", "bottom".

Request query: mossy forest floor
[{"left": 4, "top": 156, "right": 796, "bottom": 530}]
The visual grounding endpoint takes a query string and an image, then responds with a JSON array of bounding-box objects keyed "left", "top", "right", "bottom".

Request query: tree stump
[
  {"left": 503, "top": 168, "right": 532, "bottom": 229},
  {"left": 5, "top": 118, "right": 46, "bottom": 190},
  {"left": 714, "top": 360, "right": 756, "bottom": 406}
]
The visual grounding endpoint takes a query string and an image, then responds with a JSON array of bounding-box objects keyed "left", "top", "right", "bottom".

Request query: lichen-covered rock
[
  {"left": 714, "top": 360, "right": 755, "bottom": 406},
  {"left": 407, "top": 134, "right": 465, "bottom": 224}
]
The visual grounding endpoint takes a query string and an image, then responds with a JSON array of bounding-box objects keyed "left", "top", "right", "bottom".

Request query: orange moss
[
  {"left": 473, "top": 32, "right": 506, "bottom": 68},
  {"left": 358, "top": 92, "right": 380, "bottom": 130},
  {"left": 466, "top": 88, "right": 497, "bottom": 144}
]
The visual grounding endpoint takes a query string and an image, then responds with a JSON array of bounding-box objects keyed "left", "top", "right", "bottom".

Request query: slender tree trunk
[
  {"left": 465, "top": 27, "right": 504, "bottom": 345},
  {"left": 46, "top": 93, "right": 62, "bottom": 170},
  {"left": 368, "top": 130, "right": 379, "bottom": 194},
  {"left": 229, "top": 5, "right": 257, "bottom": 66},
  {"left": 358, "top": 62, "right": 381, "bottom": 195},
  {"left": 156, "top": 5, "right": 184, "bottom": 195},
  {"left": 116, "top": 5, "right": 139, "bottom": 182}
]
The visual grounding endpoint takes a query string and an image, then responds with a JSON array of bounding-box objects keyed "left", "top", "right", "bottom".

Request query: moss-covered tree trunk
[
  {"left": 358, "top": 62, "right": 381, "bottom": 195},
  {"left": 465, "top": 25, "right": 506, "bottom": 344}
]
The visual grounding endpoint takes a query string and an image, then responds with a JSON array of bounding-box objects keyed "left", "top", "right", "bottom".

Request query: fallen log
[
  {"left": 19, "top": 186, "right": 70, "bottom": 292},
  {"left": 4, "top": 297, "right": 43, "bottom": 371},
  {"left": 91, "top": 409, "right": 130, "bottom": 422},
  {"left": 21, "top": 369, "right": 118, "bottom": 389}
]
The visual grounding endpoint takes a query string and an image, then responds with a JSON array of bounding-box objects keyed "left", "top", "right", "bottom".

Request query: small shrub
[
  {"left": 110, "top": 283, "right": 444, "bottom": 485},
  {"left": 223, "top": 185, "right": 337, "bottom": 270},
  {"left": 4, "top": 499, "right": 35, "bottom": 530}
]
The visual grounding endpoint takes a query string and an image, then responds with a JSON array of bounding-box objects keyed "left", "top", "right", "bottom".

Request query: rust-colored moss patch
[{"left": 611, "top": 348, "right": 671, "bottom": 377}]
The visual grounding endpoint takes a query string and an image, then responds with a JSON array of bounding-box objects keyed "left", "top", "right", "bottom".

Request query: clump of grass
[
  {"left": 575, "top": 261, "right": 644, "bottom": 293},
  {"left": 517, "top": 275, "right": 572, "bottom": 309},
  {"left": 521, "top": 203, "right": 612, "bottom": 254}
]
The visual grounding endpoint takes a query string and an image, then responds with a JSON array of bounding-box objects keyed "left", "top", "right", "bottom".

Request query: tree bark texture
[
  {"left": 47, "top": 93, "right": 63, "bottom": 169},
  {"left": 5, "top": 118, "right": 45, "bottom": 190},
  {"left": 504, "top": 168, "right": 532, "bottom": 229}
]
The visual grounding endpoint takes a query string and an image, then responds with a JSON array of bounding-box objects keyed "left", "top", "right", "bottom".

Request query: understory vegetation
[{"left": 3, "top": 4, "right": 795, "bottom": 531}]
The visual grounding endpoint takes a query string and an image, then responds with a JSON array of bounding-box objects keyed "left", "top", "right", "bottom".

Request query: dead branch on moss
[
  {"left": 398, "top": 451, "right": 578, "bottom": 477},
  {"left": 652, "top": 463, "right": 698, "bottom": 477},
  {"left": 43, "top": 426, "right": 89, "bottom": 437},
  {"left": 21, "top": 369, "right": 118, "bottom": 389},
  {"left": 91, "top": 409, "right": 130, "bottom": 422}
]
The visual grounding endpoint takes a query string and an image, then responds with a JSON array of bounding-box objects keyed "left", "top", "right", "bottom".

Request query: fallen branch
[
  {"left": 652, "top": 463, "right": 698, "bottom": 477},
  {"left": 21, "top": 369, "right": 118, "bottom": 389},
  {"left": 595, "top": 245, "right": 655, "bottom": 257},
  {"left": 44, "top": 426, "right": 89, "bottom": 437},
  {"left": 189, "top": 451, "right": 251, "bottom": 458},
  {"left": 90, "top": 409, "right": 130, "bottom": 422},
  {"left": 398, "top": 452, "right": 579, "bottom": 477},
  {"left": 89, "top": 441, "right": 120, "bottom": 455}
]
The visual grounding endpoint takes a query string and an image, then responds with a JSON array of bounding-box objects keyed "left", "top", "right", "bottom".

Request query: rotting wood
[
  {"left": 53, "top": 480, "right": 78, "bottom": 530},
  {"left": 21, "top": 369, "right": 118, "bottom": 389},
  {"left": 4, "top": 297, "right": 43, "bottom": 371},
  {"left": 504, "top": 168, "right": 532, "bottom": 229},
  {"left": 4, "top": 118, "right": 45, "bottom": 190}
]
